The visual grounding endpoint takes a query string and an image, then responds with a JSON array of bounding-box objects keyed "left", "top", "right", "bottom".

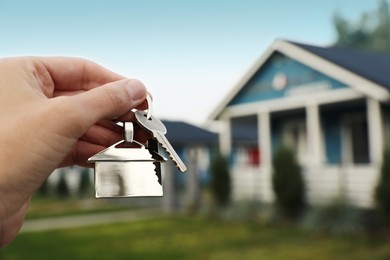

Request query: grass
[
  {"left": 25, "top": 195, "right": 138, "bottom": 220},
  {"left": 2, "top": 216, "right": 390, "bottom": 259}
]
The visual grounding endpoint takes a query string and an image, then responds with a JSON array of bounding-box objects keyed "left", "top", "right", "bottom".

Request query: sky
[{"left": 0, "top": 0, "right": 381, "bottom": 125}]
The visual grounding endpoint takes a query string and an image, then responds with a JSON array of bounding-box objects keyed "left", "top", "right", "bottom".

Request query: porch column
[
  {"left": 258, "top": 111, "right": 272, "bottom": 201},
  {"left": 367, "top": 98, "right": 383, "bottom": 165},
  {"left": 162, "top": 163, "right": 176, "bottom": 213},
  {"left": 258, "top": 111, "right": 271, "bottom": 170},
  {"left": 306, "top": 102, "right": 323, "bottom": 166},
  {"left": 185, "top": 148, "right": 201, "bottom": 212},
  {"left": 219, "top": 118, "right": 232, "bottom": 156}
]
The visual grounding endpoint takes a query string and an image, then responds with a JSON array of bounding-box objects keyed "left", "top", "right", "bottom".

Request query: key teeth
[
  {"left": 160, "top": 143, "right": 186, "bottom": 172},
  {"left": 152, "top": 161, "right": 162, "bottom": 185}
]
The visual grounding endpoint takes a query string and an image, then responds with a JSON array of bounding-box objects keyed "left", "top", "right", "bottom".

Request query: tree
[
  {"left": 56, "top": 171, "right": 69, "bottom": 198},
  {"left": 272, "top": 146, "right": 305, "bottom": 220},
  {"left": 210, "top": 151, "right": 231, "bottom": 208},
  {"left": 333, "top": 0, "right": 390, "bottom": 52},
  {"left": 375, "top": 148, "right": 390, "bottom": 224},
  {"left": 78, "top": 168, "right": 92, "bottom": 197}
]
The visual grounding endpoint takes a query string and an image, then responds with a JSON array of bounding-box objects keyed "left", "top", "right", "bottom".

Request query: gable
[
  {"left": 228, "top": 52, "right": 347, "bottom": 106},
  {"left": 209, "top": 39, "right": 390, "bottom": 121}
]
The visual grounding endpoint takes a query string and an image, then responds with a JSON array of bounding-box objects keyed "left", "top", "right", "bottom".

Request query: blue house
[{"left": 209, "top": 39, "right": 390, "bottom": 208}]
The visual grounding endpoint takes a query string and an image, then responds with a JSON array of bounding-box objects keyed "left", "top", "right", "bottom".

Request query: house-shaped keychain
[{"left": 88, "top": 140, "right": 167, "bottom": 198}]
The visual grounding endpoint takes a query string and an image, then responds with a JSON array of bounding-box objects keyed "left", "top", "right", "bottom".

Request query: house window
[{"left": 350, "top": 119, "right": 369, "bottom": 164}]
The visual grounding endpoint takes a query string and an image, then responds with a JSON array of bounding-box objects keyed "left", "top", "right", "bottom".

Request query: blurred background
[{"left": 3, "top": 0, "right": 390, "bottom": 259}]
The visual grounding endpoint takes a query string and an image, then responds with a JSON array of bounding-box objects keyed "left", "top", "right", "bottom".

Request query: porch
[
  {"left": 231, "top": 164, "right": 379, "bottom": 208},
  {"left": 224, "top": 97, "right": 389, "bottom": 208}
]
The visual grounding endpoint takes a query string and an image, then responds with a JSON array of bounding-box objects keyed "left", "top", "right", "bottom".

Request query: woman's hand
[{"left": 0, "top": 57, "right": 148, "bottom": 248}]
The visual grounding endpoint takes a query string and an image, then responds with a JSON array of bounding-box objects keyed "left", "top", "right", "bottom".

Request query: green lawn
[
  {"left": 25, "top": 196, "right": 138, "bottom": 220},
  {"left": 2, "top": 216, "right": 390, "bottom": 260}
]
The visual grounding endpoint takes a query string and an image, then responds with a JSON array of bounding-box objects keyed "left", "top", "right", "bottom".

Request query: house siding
[
  {"left": 229, "top": 52, "right": 347, "bottom": 106},
  {"left": 231, "top": 165, "right": 379, "bottom": 208}
]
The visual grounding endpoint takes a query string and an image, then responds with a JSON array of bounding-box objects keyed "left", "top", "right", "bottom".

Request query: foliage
[
  {"left": 333, "top": 0, "right": 390, "bottom": 52},
  {"left": 272, "top": 146, "right": 305, "bottom": 220},
  {"left": 219, "top": 200, "right": 262, "bottom": 222},
  {"left": 56, "top": 172, "right": 69, "bottom": 198},
  {"left": 209, "top": 151, "right": 231, "bottom": 208},
  {"left": 78, "top": 168, "right": 92, "bottom": 197},
  {"left": 303, "top": 196, "right": 362, "bottom": 235},
  {"left": 375, "top": 147, "right": 390, "bottom": 224}
]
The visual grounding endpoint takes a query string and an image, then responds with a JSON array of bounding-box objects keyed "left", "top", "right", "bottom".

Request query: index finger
[{"left": 38, "top": 57, "right": 125, "bottom": 91}]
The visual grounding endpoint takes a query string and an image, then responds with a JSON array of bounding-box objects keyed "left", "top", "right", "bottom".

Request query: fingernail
[{"left": 126, "top": 79, "right": 147, "bottom": 103}]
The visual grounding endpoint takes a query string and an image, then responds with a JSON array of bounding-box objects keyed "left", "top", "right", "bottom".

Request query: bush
[
  {"left": 375, "top": 147, "right": 390, "bottom": 224},
  {"left": 56, "top": 172, "right": 69, "bottom": 198},
  {"left": 272, "top": 146, "right": 305, "bottom": 220},
  {"left": 78, "top": 168, "right": 92, "bottom": 197},
  {"left": 210, "top": 151, "right": 231, "bottom": 208},
  {"left": 303, "top": 196, "right": 362, "bottom": 235},
  {"left": 220, "top": 200, "right": 262, "bottom": 222}
]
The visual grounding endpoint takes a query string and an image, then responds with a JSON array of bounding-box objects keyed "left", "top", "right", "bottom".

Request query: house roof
[
  {"left": 162, "top": 120, "right": 218, "bottom": 147},
  {"left": 290, "top": 41, "right": 390, "bottom": 89},
  {"left": 209, "top": 39, "right": 390, "bottom": 120}
]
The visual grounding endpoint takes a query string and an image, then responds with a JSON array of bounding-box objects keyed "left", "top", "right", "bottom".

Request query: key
[
  {"left": 135, "top": 110, "right": 187, "bottom": 172},
  {"left": 148, "top": 138, "right": 162, "bottom": 185}
]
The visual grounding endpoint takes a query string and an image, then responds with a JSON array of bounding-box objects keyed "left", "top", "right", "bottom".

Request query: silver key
[{"left": 135, "top": 110, "right": 187, "bottom": 172}]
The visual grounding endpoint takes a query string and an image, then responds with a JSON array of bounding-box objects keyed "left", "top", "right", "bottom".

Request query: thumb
[{"left": 74, "top": 78, "right": 147, "bottom": 124}]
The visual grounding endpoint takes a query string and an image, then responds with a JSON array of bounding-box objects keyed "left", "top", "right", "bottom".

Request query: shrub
[
  {"left": 375, "top": 147, "right": 390, "bottom": 224},
  {"left": 210, "top": 151, "right": 231, "bottom": 208},
  {"left": 303, "top": 196, "right": 362, "bottom": 235},
  {"left": 78, "top": 168, "right": 92, "bottom": 197},
  {"left": 222, "top": 199, "right": 262, "bottom": 222},
  {"left": 56, "top": 172, "right": 69, "bottom": 198},
  {"left": 272, "top": 146, "right": 305, "bottom": 220}
]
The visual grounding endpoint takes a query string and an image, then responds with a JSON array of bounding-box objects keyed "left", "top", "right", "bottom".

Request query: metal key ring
[
  {"left": 145, "top": 94, "right": 153, "bottom": 120},
  {"left": 124, "top": 122, "right": 134, "bottom": 143}
]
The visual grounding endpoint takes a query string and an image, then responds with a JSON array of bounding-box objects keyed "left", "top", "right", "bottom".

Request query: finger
[
  {"left": 39, "top": 57, "right": 125, "bottom": 91},
  {"left": 96, "top": 119, "right": 123, "bottom": 134},
  {"left": 53, "top": 90, "right": 86, "bottom": 97},
  {"left": 60, "top": 141, "right": 107, "bottom": 168},
  {"left": 80, "top": 124, "right": 123, "bottom": 147},
  {"left": 53, "top": 92, "right": 150, "bottom": 111},
  {"left": 133, "top": 125, "right": 153, "bottom": 144},
  {"left": 72, "top": 78, "right": 147, "bottom": 132}
]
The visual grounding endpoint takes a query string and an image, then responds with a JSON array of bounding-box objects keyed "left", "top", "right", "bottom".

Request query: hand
[{"left": 0, "top": 57, "right": 148, "bottom": 248}]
